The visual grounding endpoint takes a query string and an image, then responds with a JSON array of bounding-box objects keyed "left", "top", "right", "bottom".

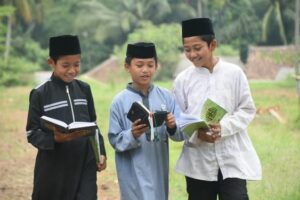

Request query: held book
[
  {"left": 127, "top": 101, "right": 168, "bottom": 141},
  {"left": 181, "top": 98, "right": 227, "bottom": 137},
  {"left": 127, "top": 101, "right": 168, "bottom": 128},
  {"left": 89, "top": 129, "right": 101, "bottom": 164},
  {"left": 40, "top": 115, "right": 97, "bottom": 135}
]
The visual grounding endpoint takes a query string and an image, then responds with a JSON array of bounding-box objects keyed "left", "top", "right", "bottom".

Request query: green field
[{"left": 0, "top": 76, "right": 299, "bottom": 200}]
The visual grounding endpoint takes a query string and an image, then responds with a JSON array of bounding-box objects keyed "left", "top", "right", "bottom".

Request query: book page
[
  {"left": 182, "top": 121, "right": 208, "bottom": 137},
  {"left": 68, "top": 121, "right": 96, "bottom": 130},
  {"left": 136, "top": 101, "right": 150, "bottom": 113},
  {"left": 41, "top": 116, "right": 68, "bottom": 129}
]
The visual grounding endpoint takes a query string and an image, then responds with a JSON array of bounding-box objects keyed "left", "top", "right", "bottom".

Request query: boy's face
[
  {"left": 183, "top": 36, "right": 216, "bottom": 68},
  {"left": 48, "top": 54, "right": 81, "bottom": 83},
  {"left": 125, "top": 58, "right": 157, "bottom": 89}
]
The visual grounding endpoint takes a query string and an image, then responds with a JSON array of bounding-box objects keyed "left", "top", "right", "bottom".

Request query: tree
[
  {"left": 163, "top": 0, "right": 196, "bottom": 23},
  {"left": 212, "top": 0, "right": 260, "bottom": 43},
  {"left": 114, "top": 22, "right": 181, "bottom": 80},
  {"left": 76, "top": 0, "right": 171, "bottom": 44},
  {"left": 0, "top": 1, "right": 48, "bottom": 86},
  {"left": 261, "top": 0, "right": 287, "bottom": 45},
  {"left": 0, "top": 6, "right": 15, "bottom": 64}
]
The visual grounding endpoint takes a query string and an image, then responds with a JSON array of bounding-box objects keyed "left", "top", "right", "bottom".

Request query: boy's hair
[
  {"left": 181, "top": 34, "right": 215, "bottom": 47},
  {"left": 50, "top": 55, "right": 61, "bottom": 64},
  {"left": 198, "top": 34, "right": 215, "bottom": 46}
]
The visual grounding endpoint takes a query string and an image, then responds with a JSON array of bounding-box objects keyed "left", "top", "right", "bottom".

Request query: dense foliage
[
  {"left": 0, "top": 0, "right": 298, "bottom": 85},
  {"left": 113, "top": 22, "right": 181, "bottom": 80}
]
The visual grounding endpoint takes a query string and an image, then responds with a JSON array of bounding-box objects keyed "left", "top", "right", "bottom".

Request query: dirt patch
[
  {"left": 85, "top": 56, "right": 128, "bottom": 84},
  {"left": 0, "top": 106, "right": 120, "bottom": 200}
]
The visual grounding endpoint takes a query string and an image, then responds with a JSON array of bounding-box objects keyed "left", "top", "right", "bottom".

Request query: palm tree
[
  {"left": 1, "top": 0, "right": 51, "bottom": 63},
  {"left": 76, "top": 0, "right": 171, "bottom": 43},
  {"left": 0, "top": 6, "right": 15, "bottom": 64},
  {"left": 261, "top": 0, "right": 287, "bottom": 45},
  {"left": 212, "top": 0, "right": 260, "bottom": 44}
]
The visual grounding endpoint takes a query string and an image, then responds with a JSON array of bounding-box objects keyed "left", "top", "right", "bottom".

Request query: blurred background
[
  {"left": 0, "top": 0, "right": 299, "bottom": 84},
  {"left": 0, "top": 0, "right": 300, "bottom": 200}
]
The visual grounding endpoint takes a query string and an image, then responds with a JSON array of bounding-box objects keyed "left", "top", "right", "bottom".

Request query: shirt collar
[
  {"left": 126, "top": 82, "right": 154, "bottom": 97},
  {"left": 194, "top": 57, "right": 222, "bottom": 73}
]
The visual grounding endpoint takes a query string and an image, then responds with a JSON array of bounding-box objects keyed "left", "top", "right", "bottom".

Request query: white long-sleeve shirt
[{"left": 173, "top": 59, "right": 262, "bottom": 181}]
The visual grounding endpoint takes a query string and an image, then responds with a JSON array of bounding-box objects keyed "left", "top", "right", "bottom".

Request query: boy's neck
[
  {"left": 132, "top": 82, "right": 150, "bottom": 96},
  {"left": 204, "top": 56, "right": 219, "bottom": 73}
]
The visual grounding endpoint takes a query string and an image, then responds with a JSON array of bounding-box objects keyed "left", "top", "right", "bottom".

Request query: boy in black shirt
[{"left": 26, "top": 35, "right": 106, "bottom": 200}]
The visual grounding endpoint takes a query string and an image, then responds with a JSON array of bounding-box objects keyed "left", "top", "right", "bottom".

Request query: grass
[
  {"left": 247, "top": 77, "right": 300, "bottom": 200},
  {"left": 0, "top": 76, "right": 300, "bottom": 200},
  {"left": 83, "top": 75, "right": 300, "bottom": 200}
]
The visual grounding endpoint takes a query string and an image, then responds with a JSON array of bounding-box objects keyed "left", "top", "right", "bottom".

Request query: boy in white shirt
[{"left": 173, "top": 18, "right": 262, "bottom": 200}]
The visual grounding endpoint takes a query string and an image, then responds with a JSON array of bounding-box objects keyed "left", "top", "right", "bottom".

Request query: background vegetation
[
  {"left": 0, "top": 0, "right": 297, "bottom": 85},
  {"left": 0, "top": 1, "right": 300, "bottom": 199},
  {"left": 0, "top": 76, "right": 299, "bottom": 200}
]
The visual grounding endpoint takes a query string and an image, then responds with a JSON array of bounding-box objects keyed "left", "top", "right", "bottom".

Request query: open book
[
  {"left": 181, "top": 98, "right": 227, "bottom": 137},
  {"left": 127, "top": 101, "right": 168, "bottom": 128},
  {"left": 127, "top": 101, "right": 168, "bottom": 141},
  {"left": 40, "top": 115, "right": 96, "bottom": 135}
]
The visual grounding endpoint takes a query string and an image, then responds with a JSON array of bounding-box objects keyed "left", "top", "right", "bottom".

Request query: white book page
[
  {"left": 68, "top": 121, "right": 96, "bottom": 129},
  {"left": 137, "top": 101, "right": 150, "bottom": 113},
  {"left": 41, "top": 116, "right": 68, "bottom": 128}
]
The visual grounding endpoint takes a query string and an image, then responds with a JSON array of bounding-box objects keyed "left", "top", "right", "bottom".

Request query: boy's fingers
[{"left": 133, "top": 119, "right": 141, "bottom": 125}]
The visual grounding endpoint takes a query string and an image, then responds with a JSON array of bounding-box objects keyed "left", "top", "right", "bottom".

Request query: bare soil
[{"left": 0, "top": 102, "right": 120, "bottom": 200}]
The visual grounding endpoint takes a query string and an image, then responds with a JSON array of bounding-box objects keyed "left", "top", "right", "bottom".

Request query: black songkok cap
[
  {"left": 182, "top": 18, "right": 215, "bottom": 38},
  {"left": 49, "top": 35, "right": 81, "bottom": 57},
  {"left": 126, "top": 42, "right": 157, "bottom": 59}
]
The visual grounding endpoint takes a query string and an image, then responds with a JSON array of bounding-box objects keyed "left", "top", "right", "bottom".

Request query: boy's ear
[
  {"left": 124, "top": 63, "right": 130, "bottom": 72},
  {"left": 210, "top": 39, "right": 217, "bottom": 51},
  {"left": 47, "top": 57, "right": 54, "bottom": 66}
]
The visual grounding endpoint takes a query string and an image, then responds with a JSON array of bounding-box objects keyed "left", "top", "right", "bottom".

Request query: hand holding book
[
  {"left": 197, "top": 123, "right": 221, "bottom": 143},
  {"left": 127, "top": 101, "right": 168, "bottom": 141},
  {"left": 181, "top": 98, "right": 227, "bottom": 138},
  {"left": 127, "top": 102, "right": 168, "bottom": 127},
  {"left": 40, "top": 115, "right": 96, "bottom": 142},
  {"left": 97, "top": 155, "right": 107, "bottom": 172},
  {"left": 130, "top": 118, "right": 149, "bottom": 139}
]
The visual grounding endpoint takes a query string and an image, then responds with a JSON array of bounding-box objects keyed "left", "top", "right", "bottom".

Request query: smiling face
[
  {"left": 125, "top": 57, "right": 157, "bottom": 92},
  {"left": 48, "top": 54, "right": 81, "bottom": 83},
  {"left": 183, "top": 36, "right": 217, "bottom": 70}
]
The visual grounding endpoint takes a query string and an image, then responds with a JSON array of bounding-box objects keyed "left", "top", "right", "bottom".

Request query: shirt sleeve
[
  {"left": 172, "top": 76, "right": 188, "bottom": 112},
  {"left": 220, "top": 71, "right": 256, "bottom": 137},
  {"left": 167, "top": 93, "right": 185, "bottom": 141},
  {"left": 26, "top": 89, "right": 55, "bottom": 150},
  {"left": 108, "top": 102, "right": 141, "bottom": 152}
]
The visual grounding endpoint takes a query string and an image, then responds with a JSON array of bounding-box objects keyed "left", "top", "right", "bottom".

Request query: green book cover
[
  {"left": 182, "top": 98, "right": 227, "bottom": 137},
  {"left": 201, "top": 98, "right": 227, "bottom": 123}
]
